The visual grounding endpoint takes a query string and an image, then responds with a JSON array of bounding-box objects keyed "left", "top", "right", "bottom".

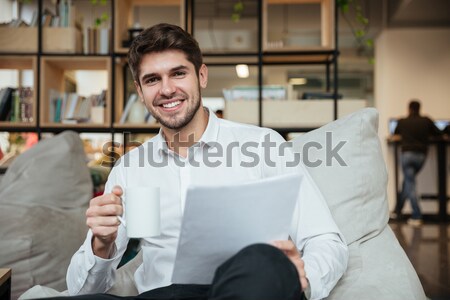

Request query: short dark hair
[
  {"left": 128, "top": 23, "right": 203, "bottom": 85},
  {"left": 409, "top": 100, "right": 421, "bottom": 115}
]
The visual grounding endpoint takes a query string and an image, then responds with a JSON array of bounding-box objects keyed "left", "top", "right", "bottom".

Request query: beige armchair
[
  {"left": 18, "top": 109, "right": 426, "bottom": 300},
  {"left": 0, "top": 131, "right": 92, "bottom": 299}
]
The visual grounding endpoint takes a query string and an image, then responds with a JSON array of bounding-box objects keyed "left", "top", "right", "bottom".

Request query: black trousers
[{"left": 47, "top": 244, "right": 303, "bottom": 300}]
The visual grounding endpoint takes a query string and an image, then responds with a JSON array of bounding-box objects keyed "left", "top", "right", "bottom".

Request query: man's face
[{"left": 135, "top": 50, "right": 208, "bottom": 131}]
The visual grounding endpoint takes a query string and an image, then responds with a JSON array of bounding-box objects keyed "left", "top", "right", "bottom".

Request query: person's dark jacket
[{"left": 395, "top": 115, "right": 442, "bottom": 154}]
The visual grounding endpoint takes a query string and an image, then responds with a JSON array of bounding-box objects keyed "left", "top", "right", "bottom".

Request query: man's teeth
[{"left": 162, "top": 101, "right": 181, "bottom": 108}]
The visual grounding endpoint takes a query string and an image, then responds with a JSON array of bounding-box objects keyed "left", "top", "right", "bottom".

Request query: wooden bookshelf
[
  {"left": 42, "top": 27, "right": 83, "bottom": 53},
  {"left": 263, "top": 0, "right": 334, "bottom": 51},
  {"left": 40, "top": 56, "right": 111, "bottom": 127},
  {"left": 114, "top": 57, "right": 127, "bottom": 123},
  {"left": 114, "top": 0, "right": 184, "bottom": 53},
  {"left": 0, "top": 56, "right": 38, "bottom": 128},
  {"left": 0, "top": 28, "right": 37, "bottom": 53},
  {"left": 0, "top": 0, "right": 343, "bottom": 139}
]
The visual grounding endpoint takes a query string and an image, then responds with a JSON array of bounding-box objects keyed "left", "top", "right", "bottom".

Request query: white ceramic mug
[{"left": 118, "top": 187, "right": 161, "bottom": 238}]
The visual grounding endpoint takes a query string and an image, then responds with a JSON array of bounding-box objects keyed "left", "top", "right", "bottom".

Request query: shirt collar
[
  {"left": 154, "top": 107, "right": 220, "bottom": 155},
  {"left": 198, "top": 108, "right": 220, "bottom": 147}
]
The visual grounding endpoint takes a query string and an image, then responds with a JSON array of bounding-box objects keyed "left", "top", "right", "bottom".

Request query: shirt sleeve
[
  {"left": 260, "top": 130, "right": 348, "bottom": 300},
  {"left": 292, "top": 163, "right": 348, "bottom": 299},
  {"left": 66, "top": 164, "right": 130, "bottom": 295}
]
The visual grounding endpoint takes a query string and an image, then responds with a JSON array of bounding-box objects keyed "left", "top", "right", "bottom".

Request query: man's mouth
[{"left": 162, "top": 100, "right": 181, "bottom": 109}]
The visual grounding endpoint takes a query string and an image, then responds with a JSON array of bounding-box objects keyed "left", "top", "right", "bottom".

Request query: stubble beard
[{"left": 149, "top": 87, "right": 202, "bottom": 131}]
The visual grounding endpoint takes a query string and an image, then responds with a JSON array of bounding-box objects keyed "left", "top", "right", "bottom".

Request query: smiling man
[{"left": 62, "top": 23, "right": 348, "bottom": 300}]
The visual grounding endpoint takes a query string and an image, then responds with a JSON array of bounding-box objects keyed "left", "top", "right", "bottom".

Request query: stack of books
[
  {"left": 0, "top": 87, "right": 33, "bottom": 123},
  {"left": 48, "top": 89, "right": 106, "bottom": 124}
]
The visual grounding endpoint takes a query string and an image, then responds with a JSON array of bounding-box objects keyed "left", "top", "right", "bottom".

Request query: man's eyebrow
[
  {"left": 140, "top": 65, "right": 189, "bottom": 82},
  {"left": 171, "top": 65, "right": 189, "bottom": 72},
  {"left": 141, "top": 72, "right": 157, "bottom": 83}
]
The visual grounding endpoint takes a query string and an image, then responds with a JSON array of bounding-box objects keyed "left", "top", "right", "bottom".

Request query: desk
[
  {"left": 0, "top": 269, "right": 11, "bottom": 300},
  {"left": 389, "top": 137, "right": 449, "bottom": 221}
]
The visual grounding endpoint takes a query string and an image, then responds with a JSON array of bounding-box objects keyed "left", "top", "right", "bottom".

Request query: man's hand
[
  {"left": 86, "top": 185, "right": 123, "bottom": 259},
  {"left": 272, "top": 240, "right": 309, "bottom": 291}
]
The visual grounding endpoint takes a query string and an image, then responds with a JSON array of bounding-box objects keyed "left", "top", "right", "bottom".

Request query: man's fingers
[
  {"left": 87, "top": 216, "right": 122, "bottom": 228},
  {"left": 90, "top": 193, "right": 122, "bottom": 207},
  {"left": 272, "top": 240, "right": 308, "bottom": 291},
  {"left": 86, "top": 204, "right": 123, "bottom": 218},
  {"left": 300, "top": 277, "right": 309, "bottom": 291},
  {"left": 272, "top": 240, "right": 297, "bottom": 253},
  {"left": 111, "top": 185, "right": 123, "bottom": 196}
]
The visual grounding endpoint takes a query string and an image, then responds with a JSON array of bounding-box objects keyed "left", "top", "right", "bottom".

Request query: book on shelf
[
  {"left": 49, "top": 89, "right": 59, "bottom": 122},
  {"left": 119, "top": 93, "right": 138, "bottom": 124},
  {"left": 11, "top": 90, "right": 20, "bottom": 122},
  {"left": 0, "top": 87, "right": 33, "bottom": 123},
  {"left": 41, "top": 1, "right": 74, "bottom": 28},
  {"left": 84, "top": 27, "right": 111, "bottom": 54},
  {"left": 64, "top": 92, "right": 81, "bottom": 120},
  {"left": 29, "top": 11, "right": 38, "bottom": 27},
  {"left": 49, "top": 89, "right": 106, "bottom": 124},
  {"left": 0, "top": 88, "right": 14, "bottom": 121},
  {"left": 119, "top": 93, "right": 155, "bottom": 124}
]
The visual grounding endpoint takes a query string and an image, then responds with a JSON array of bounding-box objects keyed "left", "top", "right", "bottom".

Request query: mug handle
[{"left": 117, "top": 197, "right": 126, "bottom": 227}]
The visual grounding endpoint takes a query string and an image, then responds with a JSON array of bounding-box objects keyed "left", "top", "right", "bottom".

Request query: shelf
[
  {"left": 0, "top": 56, "right": 37, "bottom": 125},
  {"left": 42, "top": 27, "right": 83, "bottom": 54},
  {"left": 0, "top": 122, "right": 37, "bottom": 131},
  {"left": 0, "top": 28, "right": 37, "bottom": 53},
  {"left": 203, "top": 55, "right": 259, "bottom": 66},
  {"left": 192, "top": 0, "right": 258, "bottom": 54},
  {"left": 40, "top": 126, "right": 113, "bottom": 133},
  {"left": 114, "top": 0, "right": 184, "bottom": 53},
  {"left": 262, "top": 52, "right": 335, "bottom": 64},
  {"left": 263, "top": 0, "right": 334, "bottom": 51},
  {"left": 0, "top": 56, "right": 37, "bottom": 69},
  {"left": 0, "top": 0, "right": 342, "bottom": 139},
  {"left": 113, "top": 123, "right": 161, "bottom": 134},
  {"left": 41, "top": 123, "right": 110, "bottom": 128},
  {"left": 40, "top": 56, "right": 111, "bottom": 127},
  {"left": 113, "top": 123, "right": 161, "bottom": 135}
]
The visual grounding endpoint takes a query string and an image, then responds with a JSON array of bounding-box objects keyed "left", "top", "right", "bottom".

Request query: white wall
[
  {"left": 375, "top": 28, "right": 450, "bottom": 212},
  {"left": 75, "top": 71, "right": 108, "bottom": 96},
  {"left": 0, "top": 0, "right": 13, "bottom": 22}
]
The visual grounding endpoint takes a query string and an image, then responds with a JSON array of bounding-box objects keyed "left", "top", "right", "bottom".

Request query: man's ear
[
  {"left": 134, "top": 81, "right": 144, "bottom": 102},
  {"left": 199, "top": 64, "right": 208, "bottom": 89}
]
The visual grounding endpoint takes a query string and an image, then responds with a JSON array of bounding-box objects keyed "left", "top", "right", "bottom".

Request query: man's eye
[
  {"left": 145, "top": 77, "right": 158, "bottom": 84},
  {"left": 173, "top": 71, "right": 186, "bottom": 77}
]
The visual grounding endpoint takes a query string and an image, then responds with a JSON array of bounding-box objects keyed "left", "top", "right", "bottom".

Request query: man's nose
[{"left": 160, "top": 78, "right": 176, "bottom": 97}]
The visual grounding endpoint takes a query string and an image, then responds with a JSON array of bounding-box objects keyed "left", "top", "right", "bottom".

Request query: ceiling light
[
  {"left": 289, "top": 78, "right": 307, "bottom": 85},
  {"left": 235, "top": 64, "right": 249, "bottom": 78}
]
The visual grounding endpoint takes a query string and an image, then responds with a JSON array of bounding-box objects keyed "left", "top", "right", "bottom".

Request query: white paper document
[{"left": 171, "top": 173, "right": 302, "bottom": 284}]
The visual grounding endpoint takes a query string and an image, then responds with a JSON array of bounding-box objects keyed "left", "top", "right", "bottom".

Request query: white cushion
[
  {"left": 291, "top": 107, "right": 389, "bottom": 244},
  {"left": 292, "top": 108, "right": 426, "bottom": 299},
  {"left": 0, "top": 131, "right": 92, "bottom": 299}
]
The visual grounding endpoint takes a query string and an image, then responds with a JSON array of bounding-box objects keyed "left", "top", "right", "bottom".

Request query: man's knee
[
  {"left": 234, "top": 243, "right": 286, "bottom": 262},
  {"left": 210, "top": 243, "right": 302, "bottom": 300}
]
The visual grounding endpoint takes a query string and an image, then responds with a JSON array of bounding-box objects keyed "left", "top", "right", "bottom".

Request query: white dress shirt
[{"left": 67, "top": 110, "right": 348, "bottom": 300}]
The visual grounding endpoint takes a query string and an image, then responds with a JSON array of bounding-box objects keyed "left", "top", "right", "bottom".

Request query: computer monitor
[
  {"left": 434, "top": 120, "right": 449, "bottom": 131},
  {"left": 388, "top": 118, "right": 449, "bottom": 135},
  {"left": 388, "top": 119, "right": 398, "bottom": 135}
]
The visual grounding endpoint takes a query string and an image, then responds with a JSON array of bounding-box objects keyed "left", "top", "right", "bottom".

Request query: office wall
[{"left": 375, "top": 28, "right": 450, "bottom": 212}]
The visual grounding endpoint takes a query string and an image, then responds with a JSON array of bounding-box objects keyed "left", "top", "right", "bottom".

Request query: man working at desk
[
  {"left": 64, "top": 23, "right": 348, "bottom": 300},
  {"left": 393, "top": 100, "right": 442, "bottom": 226}
]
